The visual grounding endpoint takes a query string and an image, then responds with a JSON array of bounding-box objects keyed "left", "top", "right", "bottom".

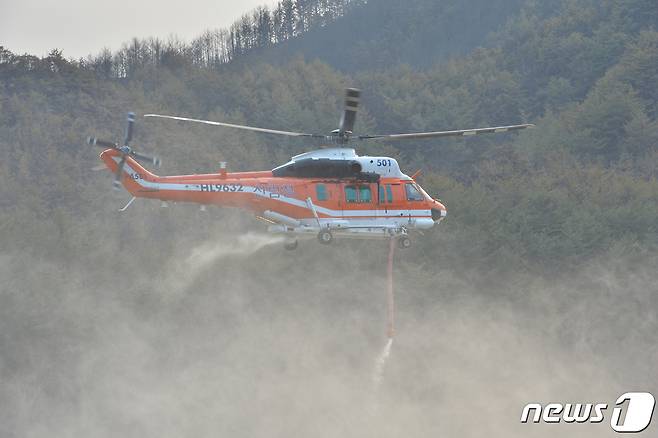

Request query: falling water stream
[{"left": 372, "top": 238, "right": 396, "bottom": 390}]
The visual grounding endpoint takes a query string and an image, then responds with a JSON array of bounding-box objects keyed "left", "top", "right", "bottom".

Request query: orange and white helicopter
[{"left": 89, "top": 89, "right": 532, "bottom": 250}]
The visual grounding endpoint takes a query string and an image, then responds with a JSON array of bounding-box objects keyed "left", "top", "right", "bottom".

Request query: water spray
[
  {"left": 163, "top": 232, "right": 286, "bottom": 294},
  {"left": 372, "top": 237, "right": 397, "bottom": 390},
  {"left": 386, "top": 237, "right": 396, "bottom": 339}
]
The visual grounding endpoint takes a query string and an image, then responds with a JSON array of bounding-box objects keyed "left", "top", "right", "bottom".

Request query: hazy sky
[{"left": 1, "top": 0, "right": 276, "bottom": 59}]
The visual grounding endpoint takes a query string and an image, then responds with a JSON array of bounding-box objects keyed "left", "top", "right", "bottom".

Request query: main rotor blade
[
  {"left": 113, "top": 155, "right": 126, "bottom": 190},
  {"left": 144, "top": 114, "right": 326, "bottom": 139},
  {"left": 338, "top": 88, "right": 360, "bottom": 134},
  {"left": 358, "top": 123, "right": 535, "bottom": 141},
  {"left": 87, "top": 137, "right": 117, "bottom": 149},
  {"left": 124, "top": 112, "right": 135, "bottom": 146}
]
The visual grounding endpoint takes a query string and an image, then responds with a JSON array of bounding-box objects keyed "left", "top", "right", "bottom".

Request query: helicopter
[{"left": 88, "top": 88, "right": 533, "bottom": 250}]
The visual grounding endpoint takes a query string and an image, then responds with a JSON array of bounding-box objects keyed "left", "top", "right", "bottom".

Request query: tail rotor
[{"left": 87, "top": 111, "right": 161, "bottom": 190}]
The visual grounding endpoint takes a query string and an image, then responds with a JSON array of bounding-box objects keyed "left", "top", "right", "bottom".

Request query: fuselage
[{"left": 100, "top": 148, "right": 447, "bottom": 239}]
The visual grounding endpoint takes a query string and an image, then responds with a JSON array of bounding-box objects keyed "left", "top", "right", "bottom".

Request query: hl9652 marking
[{"left": 200, "top": 183, "right": 244, "bottom": 192}]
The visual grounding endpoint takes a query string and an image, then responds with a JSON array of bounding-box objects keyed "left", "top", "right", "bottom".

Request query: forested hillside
[
  {"left": 74, "top": 0, "right": 525, "bottom": 75},
  {"left": 1, "top": 0, "right": 656, "bottom": 273}
]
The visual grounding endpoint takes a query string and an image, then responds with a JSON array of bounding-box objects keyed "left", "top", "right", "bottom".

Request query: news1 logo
[{"left": 521, "top": 392, "right": 655, "bottom": 433}]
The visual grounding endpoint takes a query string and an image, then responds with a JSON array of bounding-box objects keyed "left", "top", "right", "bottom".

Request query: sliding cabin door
[{"left": 342, "top": 182, "right": 377, "bottom": 225}]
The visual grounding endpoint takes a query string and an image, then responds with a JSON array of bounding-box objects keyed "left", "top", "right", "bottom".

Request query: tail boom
[{"left": 99, "top": 149, "right": 269, "bottom": 211}]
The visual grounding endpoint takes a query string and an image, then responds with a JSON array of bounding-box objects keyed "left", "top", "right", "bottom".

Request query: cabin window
[
  {"left": 345, "top": 186, "right": 358, "bottom": 203},
  {"left": 359, "top": 186, "right": 372, "bottom": 203},
  {"left": 316, "top": 184, "right": 328, "bottom": 201},
  {"left": 345, "top": 185, "right": 371, "bottom": 203},
  {"left": 405, "top": 183, "right": 423, "bottom": 201},
  {"left": 379, "top": 184, "right": 394, "bottom": 203}
]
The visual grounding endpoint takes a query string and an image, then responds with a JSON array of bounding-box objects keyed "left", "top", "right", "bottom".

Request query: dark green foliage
[{"left": 244, "top": 0, "right": 526, "bottom": 71}]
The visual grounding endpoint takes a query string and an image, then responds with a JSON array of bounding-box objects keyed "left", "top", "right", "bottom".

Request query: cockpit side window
[{"left": 405, "top": 183, "right": 424, "bottom": 201}]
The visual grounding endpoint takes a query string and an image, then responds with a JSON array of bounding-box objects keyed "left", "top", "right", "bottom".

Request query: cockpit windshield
[
  {"left": 415, "top": 183, "right": 433, "bottom": 201},
  {"left": 405, "top": 183, "right": 424, "bottom": 201}
]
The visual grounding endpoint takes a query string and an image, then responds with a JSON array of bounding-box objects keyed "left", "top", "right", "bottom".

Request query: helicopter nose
[
  {"left": 431, "top": 208, "right": 447, "bottom": 222},
  {"left": 431, "top": 201, "right": 447, "bottom": 222}
]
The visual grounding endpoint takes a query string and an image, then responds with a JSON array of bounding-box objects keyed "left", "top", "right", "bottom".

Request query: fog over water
[{"left": 1, "top": 215, "right": 656, "bottom": 437}]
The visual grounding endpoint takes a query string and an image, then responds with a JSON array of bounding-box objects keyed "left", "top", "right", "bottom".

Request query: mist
[{"left": 1, "top": 215, "right": 656, "bottom": 438}]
